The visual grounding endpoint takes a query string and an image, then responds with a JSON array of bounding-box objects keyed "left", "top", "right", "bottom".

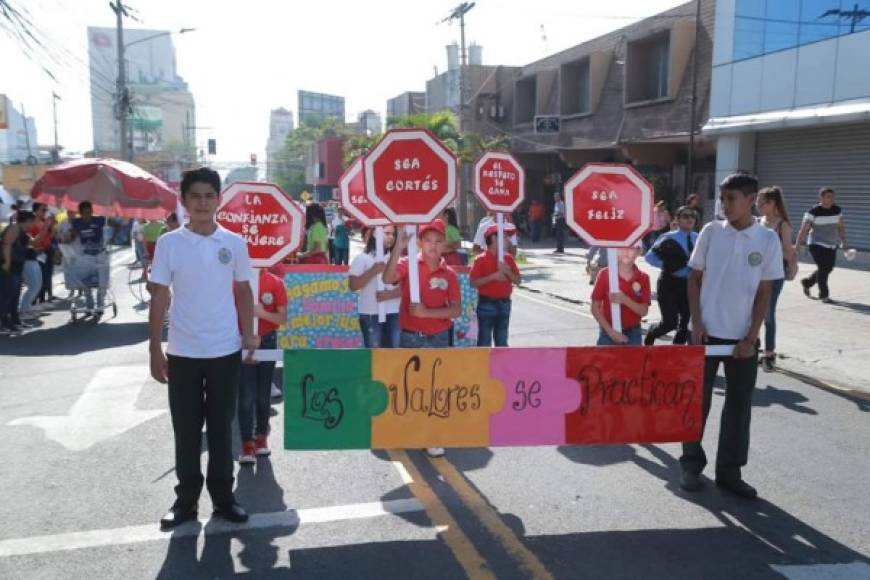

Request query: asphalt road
[{"left": 0, "top": 247, "right": 868, "bottom": 579}]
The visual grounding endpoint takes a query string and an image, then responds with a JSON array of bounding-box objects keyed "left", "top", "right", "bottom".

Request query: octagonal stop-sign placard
[
  {"left": 339, "top": 156, "right": 388, "bottom": 227},
  {"left": 364, "top": 128, "right": 457, "bottom": 223},
  {"left": 563, "top": 163, "right": 654, "bottom": 248},
  {"left": 216, "top": 181, "right": 304, "bottom": 268},
  {"left": 474, "top": 152, "right": 525, "bottom": 213}
]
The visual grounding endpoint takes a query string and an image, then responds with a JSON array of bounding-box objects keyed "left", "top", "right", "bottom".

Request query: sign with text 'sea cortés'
[
  {"left": 564, "top": 163, "right": 654, "bottom": 247},
  {"left": 339, "top": 156, "right": 388, "bottom": 227},
  {"left": 364, "top": 128, "right": 457, "bottom": 224},
  {"left": 216, "top": 181, "right": 304, "bottom": 268},
  {"left": 474, "top": 151, "right": 525, "bottom": 213}
]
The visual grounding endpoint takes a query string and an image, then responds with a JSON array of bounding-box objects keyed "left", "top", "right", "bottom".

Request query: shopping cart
[{"left": 66, "top": 247, "right": 118, "bottom": 323}]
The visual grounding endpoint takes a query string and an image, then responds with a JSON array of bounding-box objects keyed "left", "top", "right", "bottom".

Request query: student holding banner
[
  {"left": 590, "top": 244, "right": 651, "bottom": 346},
  {"left": 383, "top": 219, "right": 461, "bottom": 458},
  {"left": 681, "top": 172, "right": 783, "bottom": 499},
  {"left": 471, "top": 222, "right": 521, "bottom": 347},
  {"left": 349, "top": 225, "right": 401, "bottom": 348}
]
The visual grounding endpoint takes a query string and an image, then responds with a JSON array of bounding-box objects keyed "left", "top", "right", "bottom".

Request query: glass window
[
  {"left": 765, "top": 0, "right": 800, "bottom": 52},
  {"left": 577, "top": 60, "right": 590, "bottom": 113},
  {"left": 800, "top": 0, "right": 843, "bottom": 43},
  {"left": 734, "top": 0, "right": 765, "bottom": 60},
  {"left": 650, "top": 36, "right": 669, "bottom": 100}
]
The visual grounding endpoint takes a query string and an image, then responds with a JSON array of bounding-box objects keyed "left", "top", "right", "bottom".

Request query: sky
[{"left": 2, "top": 0, "right": 687, "bottom": 165}]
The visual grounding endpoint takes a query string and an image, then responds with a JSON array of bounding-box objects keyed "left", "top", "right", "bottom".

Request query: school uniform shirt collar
[
  {"left": 180, "top": 223, "right": 230, "bottom": 243},
  {"left": 722, "top": 220, "right": 759, "bottom": 238},
  {"left": 419, "top": 256, "right": 449, "bottom": 274}
]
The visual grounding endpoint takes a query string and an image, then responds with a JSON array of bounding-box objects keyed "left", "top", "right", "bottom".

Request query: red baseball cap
[
  {"left": 484, "top": 222, "right": 517, "bottom": 238},
  {"left": 418, "top": 219, "right": 446, "bottom": 238}
]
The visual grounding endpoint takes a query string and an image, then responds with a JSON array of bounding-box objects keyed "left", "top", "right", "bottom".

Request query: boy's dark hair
[
  {"left": 719, "top": 172, "right": 758, "bottom": 196},
  {"left": 819, "top": 186, "right": 836, "bottom": 196},
  {"left": 78, "top": 201, "right": 93, "bottom": 213},
  {"left": 180, "top": 167, "right": 221, "bottom": 198},
  {"left": 31, "top": 202, "right": 45, "bottom": 212},
  {"left": 16, "top": 210, "right": 35, "bottom": 224}
]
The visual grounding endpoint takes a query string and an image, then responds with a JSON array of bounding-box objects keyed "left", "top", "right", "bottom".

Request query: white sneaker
[{"left": 426, "top": 447, "right": 445, "bottom": 458}]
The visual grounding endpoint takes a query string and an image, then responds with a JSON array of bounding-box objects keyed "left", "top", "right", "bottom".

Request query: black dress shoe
[
  {"left": 716, "top": 477, "right": 758, "bottom": 499},
  {"left": 214, "top": 502, "right": 249, "bottom": 523},
  {"left": 680, "top": 470, "right": 702, "bottom": 492},
  {"left": 160, "top": 505, "right": 197, "bottom": 528}
]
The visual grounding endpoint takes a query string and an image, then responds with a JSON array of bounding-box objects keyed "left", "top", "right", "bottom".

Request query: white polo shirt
[
  {"left": 150, "top": 224, "right": 253, "bottom": 358},
  {"left": 348, "top": 252, "right": 400, "bottom": 315},
  {"left": 689, "top": 220, "right": 783, "bottom": 340}
]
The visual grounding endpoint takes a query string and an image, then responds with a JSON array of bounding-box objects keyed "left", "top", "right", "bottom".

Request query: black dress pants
[
  {"left": 804, "top": 244, "right": 837, "bottom": 299},
  {"left": 167, "top": 351, "right": 241, "bottom": 508},
  {"left": 645, "top": 274, "right": 690, "bottom": 344}
]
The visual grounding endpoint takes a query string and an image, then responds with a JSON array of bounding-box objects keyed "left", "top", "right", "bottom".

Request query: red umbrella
[{"left": 31, "top": 158, "right": 178, "bottom": 219}]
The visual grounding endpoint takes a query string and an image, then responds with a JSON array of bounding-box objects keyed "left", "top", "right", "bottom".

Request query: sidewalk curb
[{"left": 774, "top": 366, "right": 870, "bottom": 403}]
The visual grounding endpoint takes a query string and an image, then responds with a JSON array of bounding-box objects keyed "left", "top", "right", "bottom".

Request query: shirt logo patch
[
  {"left": 748, "top": 251, "right": 763, "bottom": 267},
  {"left": 262, "top": 292, "right": 274, "bottom": 306},
  {"left": 429, "top": 277, "right": 448, "bottom": 291},
  {"left": 632, "top": 281, "right": 642, "bottom": 295},
  {"left": 218, "top": 247, "right": 232, "bottom": 264}
]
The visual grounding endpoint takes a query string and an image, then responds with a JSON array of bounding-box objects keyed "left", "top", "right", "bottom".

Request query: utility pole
[
  {"left": 440, "top": 2, "right": 476, "bottom": 233},
  {"left": 685, "top": 0, "right": 701, "bottom": 203},
  {"left": 52, "top": 92, "right": 61, "bottom": 162},
  {"left": 111, "top": 0, "right": 130, "bottom": 161},
  {"left": 20, "top": 102, "right": 33, "bottom": 161}
]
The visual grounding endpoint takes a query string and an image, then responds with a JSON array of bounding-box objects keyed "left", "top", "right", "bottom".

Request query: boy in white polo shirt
[
  {"left": 149, "top": 167, "right": 260, "bottom": 528},
  {"left": 681, "top": 172, "right": 783, "bottom": 499}
]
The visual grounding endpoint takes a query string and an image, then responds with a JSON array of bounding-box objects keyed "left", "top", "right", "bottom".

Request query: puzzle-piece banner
[
  {"left": 273, "top": 265, "right": 478, "bottom": 349},
  {"left": 283, "top": 347, "right": 704, "bottom": 450}
]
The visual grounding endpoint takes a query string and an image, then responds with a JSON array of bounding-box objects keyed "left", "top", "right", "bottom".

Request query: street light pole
[
  {"left": 111, "top": 0, "right": 129, "bottom": 161},
  {"left": 52, "top": 92, "right": 61, "bottom": 162}
]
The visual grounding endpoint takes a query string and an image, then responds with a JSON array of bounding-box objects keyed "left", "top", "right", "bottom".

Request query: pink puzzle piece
[{"left": 489, "top": 348, "right": 582, "bottom": 446}]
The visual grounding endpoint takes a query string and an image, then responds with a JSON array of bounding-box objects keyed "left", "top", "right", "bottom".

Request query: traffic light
[{"left": 207, "top": 139, "right": 216, "bottom": 155}]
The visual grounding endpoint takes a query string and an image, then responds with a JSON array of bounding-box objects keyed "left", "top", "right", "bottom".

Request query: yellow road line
[
  {"left": 387, "top": 450, "right": 495, "bottom": 580},
  {"left": 428, "top": 457, "right": 555, "bottom": 580}
]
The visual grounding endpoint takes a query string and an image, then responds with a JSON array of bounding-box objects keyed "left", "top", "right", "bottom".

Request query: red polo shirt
[
  {"left": 396, "top": 256, "right": 461, "bottom": 335},
  {"left": 256, "top": 269, "right": 288, "bottom": 335},
  {"left": 470, "top": 251, "right": 519, "bottom": 300},
  {"left": 591, "top": 266, "right": 651, "bottom": 329}
]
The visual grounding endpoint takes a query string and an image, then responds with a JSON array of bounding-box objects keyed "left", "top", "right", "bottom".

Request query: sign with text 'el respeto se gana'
[
  {"left": 563, "top": 163, "right": 653, "bottom": 248},
  {"left": 216, "top": 181, "right": 304, "bottom": 268},
  {"left": 474, "top": 151, "right": 525, "bottom": 213},
  {"left": 363, "top": 128, "right": 457, "bottom": 224},
  {"left": 339, "top": 156, "right": 388, "bottom": 227}
]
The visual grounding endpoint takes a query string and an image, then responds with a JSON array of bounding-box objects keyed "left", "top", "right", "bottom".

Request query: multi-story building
[
  {"left": 386, "top": 91, "right": 426, "bottom": 122},
  {"left": 266, "top": 108, "right": 294, "bottom": 181},
  {"left": 705, "top": 0, "right": 870, "bottom": 249},
  {"left": 88, "top": 26, "right": 196, "bottom": 156},
  {"left": 298, "top": 91, "right": 345, "bottom": 126},
  {"left": 304, "top": 136, "right": 344, "bottom": 201},
  {"left": 489, "top": 0, "right": 716, "bottom": 220},
  {"left": 354, "top": 110, "right": 382, "bottom": 135},
  {"left": 0, "top": 94, "right": 38, "bottom": 164}
]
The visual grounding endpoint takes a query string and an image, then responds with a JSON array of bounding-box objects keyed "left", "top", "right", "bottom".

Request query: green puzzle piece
[{"left": 284, "top": 350, "right": 388, "bottom": 450}]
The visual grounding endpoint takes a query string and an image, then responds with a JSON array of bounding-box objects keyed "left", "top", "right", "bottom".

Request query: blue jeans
[
  {"left": 477, "top": 298, "right": 512, "bottom": 347},
  {"left": 359, "top": 313, "right": 400, "bottom": 348},
  {"left": 399, "top": 329, "right": 450, "bottom": 348},
  {"left": 596, "top": 326, "right": 642, "bottom": 346},
  {"left": 764, "top": 278, "right": 785, "bottom": 353},
  {"left": 19, "top": 260, "right": 42, "bottom": 313},
  {"left": 531, "top": 220, "right": 542, "bottom": 242},
  {"left": 238, "top": 332, "right": 277, "bottom": 442}
]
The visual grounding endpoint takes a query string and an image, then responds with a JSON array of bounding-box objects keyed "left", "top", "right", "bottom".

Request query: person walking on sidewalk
[
  {"left": 383, "top": 219, "right": 461, "bottom": 458},
  {"left": 796, "top": 187, "right": 849, "bottom": 303},
  {"left": 644, "top": 206, "right": 698, "bottom": 345},
  {"left": 552, "top": 192, "right": 566, "bottom": 254},
  {"left": 471, "top": 223, "right": 521, "bottom": 347},
  {"left": 590, "top": 244, "right": 650, "bottom": 346},
  {"left": 0, "top": 210, "right": 34, "bottom": 332},
  {"left": 148, "top": 167, "right": 259, "bottom": 528},
  {"left": 757, "top": 186, "right": 796, "bottom": 372},
  {"left": 237, "top": 268, "right": 287, "bottom": 465},
  {"left": 680, "top": 172, "right": 783, "bottom": 500}
]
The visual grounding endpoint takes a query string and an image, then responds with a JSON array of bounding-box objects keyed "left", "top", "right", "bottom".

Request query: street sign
[
  {"left": 364, "top": 128, "right": 458, "bottom": 223},
  {"left": 534, "top": 115, "right": 560, "bottom": 134},
  {"left": 339, "top": 156, "right": 388, "bottom": 227},
  {"left": 216, "top": 181, "right": 304, "bottom": 268},
  {"left": 563, "top": 163, "right": 653, "bottom": 248},
  {"left": 474, "top": 151, "right": 525, "bottom": 213}
]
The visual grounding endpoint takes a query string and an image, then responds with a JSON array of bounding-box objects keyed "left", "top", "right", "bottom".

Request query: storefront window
[{"left": 764, "top": 0, "right": 800, "bottom": 53}]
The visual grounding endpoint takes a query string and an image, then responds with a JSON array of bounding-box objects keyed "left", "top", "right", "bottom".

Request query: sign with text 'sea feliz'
[
  {"left": 563, "top": 163, "right": 654, "bottom": 248},
  {"left": 363, "top": 128, "right": 458, "bottom": 224},
  {"left": 473, "top": 151, "right": 525, "bottom": 213},
  {"left": 283, "top": 346, "right": 704, "bottom": 450},
  {"left": 339, "top": 156, "right": 389, "bottom": 227},
  {"left": 216, "top": 181, "right": 304, "bottom": 268}
]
